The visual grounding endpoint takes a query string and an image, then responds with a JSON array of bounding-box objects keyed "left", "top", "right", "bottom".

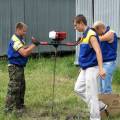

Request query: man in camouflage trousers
[{"left": 5, "top": 22, "right": 40, "bottom": 114}]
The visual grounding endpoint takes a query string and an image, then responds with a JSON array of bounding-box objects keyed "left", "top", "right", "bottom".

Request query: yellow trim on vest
[
  {"left": 12, "top": 35, "right": 25, "bottom": 44},
  {"left": 81, "top": 29, "right": 96, "bottom": 44},
  {"left": 12, "top": 34, "right": 20, "bottom": 42},
  {"left": 11, "top": 34, "right": 24, "bottom": 51}
]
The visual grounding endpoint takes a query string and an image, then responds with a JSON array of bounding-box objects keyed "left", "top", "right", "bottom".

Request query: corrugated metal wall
[
  {"left": 75, "top": 0, "right": 93, "bottom": 64},
  {"left": 76, "top": 0, "right": 120, "bottom": 36},
  {"left": 76, "top": 0, "right": 93, "bottom": 26},
  {"left": 75, "top": 0, "right": 120, "bottom": 65},
  {"left": 94, "top": 0, "right": 120, "bottom": 64},
  {"left": 0, "top": 0, "right": 11, "bottom": 56},
  {"left": 0, "top": 0, "right": 75, "bottom": 56},
  {"left": 94, "top": 0, "right": 120, "bottom": 37}
]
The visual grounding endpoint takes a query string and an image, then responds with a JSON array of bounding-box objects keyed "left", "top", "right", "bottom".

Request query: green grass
[
  {"left": 0, "top": 55, "right": 120, "bottom": 120},
  {"left": 113, "top": 67, "right": 120, "bottom": 84}
]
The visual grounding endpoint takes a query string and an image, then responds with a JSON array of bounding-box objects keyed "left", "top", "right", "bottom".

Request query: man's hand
[
  {"left": 31, "top": 37, "right": 40, "bottom": 46},
  {"left": 99, "top": 68, "right": 106, "bottom": 79}
]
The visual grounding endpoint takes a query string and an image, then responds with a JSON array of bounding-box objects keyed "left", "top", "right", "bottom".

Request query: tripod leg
[{"left": 51, "top": 47, "right": 57, "bottom": 117}]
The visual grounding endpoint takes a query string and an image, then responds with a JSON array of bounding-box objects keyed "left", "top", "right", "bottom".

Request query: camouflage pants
[{"left": 5, "top": 65, "right": 26, "bottom": 111}]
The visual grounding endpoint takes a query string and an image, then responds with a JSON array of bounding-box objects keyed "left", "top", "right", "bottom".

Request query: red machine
[
  {"left": 49, "top": 31, "right": 67, "bottom": 41},
  {"left": 37, "top": 31, "right": 81, "bottom": 47}
]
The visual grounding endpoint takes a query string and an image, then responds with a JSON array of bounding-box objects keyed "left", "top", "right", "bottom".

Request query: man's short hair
[
  {"left": 15, "top": 22, "right": 27, "bottom": 30},
  {"left": 74, "top": 14, "right": 87, "bottom": 25},
  {"left": 93, "top": 21, "right": 105, "bottom": 29}
]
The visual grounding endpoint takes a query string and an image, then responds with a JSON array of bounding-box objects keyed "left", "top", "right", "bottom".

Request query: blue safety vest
[
  {"left": 101, "top": 26, "right": 117, "bottom": 62},
  {"left": 7, "top": 34, "right": 28, "bottom": 67},
  {"left": 79, "top": 27, "right": 100, "bottom": 69}
]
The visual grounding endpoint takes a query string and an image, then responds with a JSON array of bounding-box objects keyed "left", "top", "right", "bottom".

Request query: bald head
[
  {"left": 93, "top": 21, "right": 106, "bottom": 35},
  {"left": 93, "top": 21, "right": 105, "bottom": 28}
]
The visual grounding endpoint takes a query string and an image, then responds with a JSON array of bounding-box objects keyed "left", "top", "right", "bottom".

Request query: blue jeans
[{"left": 98, "top": 61, "right": 116, "bottom": 94}]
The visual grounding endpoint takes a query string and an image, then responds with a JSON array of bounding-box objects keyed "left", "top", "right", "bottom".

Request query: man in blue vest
[
  {"left": 74, "top": 15, "right": 107, "bottom": 120},
  {"left": 5, "top": 22, "right": 40, "bottom": 114},
  {"left": 93, "top": 21, "right": 117, "bottom": 94}
]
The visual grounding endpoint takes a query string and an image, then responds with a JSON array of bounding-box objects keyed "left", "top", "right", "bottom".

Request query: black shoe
[
  {"left": 14, "top": 108, "right": 24, "bottom": 117},
  {"left": 21, "top": 104, "right": 26, "bottom": 109},
  {"left": 4, "top": 108, "right": 13, "bottom": 115}
]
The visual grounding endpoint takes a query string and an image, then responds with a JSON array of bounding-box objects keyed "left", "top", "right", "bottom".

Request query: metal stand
[
  {"left": 51, "top": 44, "right": 58, "bottom": 118},
  {"left": 39, "top": 40, "right": 77, "bottom": 118}
]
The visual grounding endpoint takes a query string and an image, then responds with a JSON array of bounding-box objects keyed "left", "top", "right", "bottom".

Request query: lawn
[{"left": 0, "top": 55, "right": 120, "bottom": 120}]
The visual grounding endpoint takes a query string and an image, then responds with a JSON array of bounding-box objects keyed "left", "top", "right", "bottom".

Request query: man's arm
[
  {"left": 18, "top": 44, "right": 36, "bottom": 57},
  {"left": 13, "top": 37, "right": 40, "bottom": 57},
  {"left": 90, "top": 36, "right": 106, "bottom": 79},
  {"left": 99, "top": 31, "right": 114, "bottom": 42}
]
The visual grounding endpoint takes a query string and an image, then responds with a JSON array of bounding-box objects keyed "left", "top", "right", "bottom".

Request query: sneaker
[
  {"left": 99, "top": 101, "right": 108, "bottom": 112},
  {"left": 100, "top": 104, "right": 108, "bottom": 112}
]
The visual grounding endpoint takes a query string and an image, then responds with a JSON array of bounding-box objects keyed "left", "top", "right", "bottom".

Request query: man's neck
[{"left": 15, "top": 32, "right": 23, "bottom": 39}]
